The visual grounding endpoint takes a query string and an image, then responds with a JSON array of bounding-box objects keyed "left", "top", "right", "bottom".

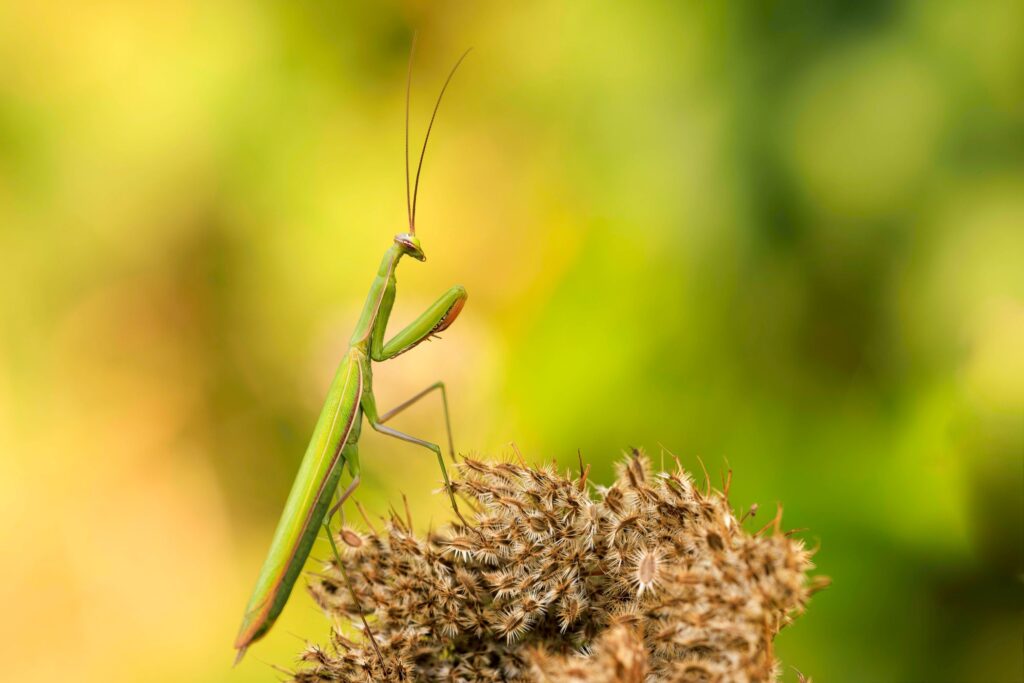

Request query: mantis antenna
[
  {"left": 406, "top": 44, "right": 472, "bottom": 235},
  {"left": 405, "top": 33, "right": 416, "bottom": 233}
]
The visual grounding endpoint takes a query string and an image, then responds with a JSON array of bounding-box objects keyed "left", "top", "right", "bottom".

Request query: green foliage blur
[{"left": 1, "top": 2, "right": 1021, "bottom": 682}]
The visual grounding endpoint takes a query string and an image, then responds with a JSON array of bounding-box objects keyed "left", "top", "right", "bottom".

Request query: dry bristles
[{"left": 298, "top": 449, "right": 822, "bottom": 682}]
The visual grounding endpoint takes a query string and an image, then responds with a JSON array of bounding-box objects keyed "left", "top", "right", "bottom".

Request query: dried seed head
[{"left": 295, "top": 450, "right": 822, "bottom": 683}]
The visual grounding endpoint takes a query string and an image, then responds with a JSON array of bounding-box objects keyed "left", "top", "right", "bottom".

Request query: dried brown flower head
[{"left": 293, "top": 450, "right": 822, "bottom": 682}]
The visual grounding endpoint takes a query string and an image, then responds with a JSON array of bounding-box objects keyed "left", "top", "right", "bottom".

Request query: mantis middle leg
[
  {"left": 361, "top": 390, "right": 469, "bottom": 526},
  {"left": 379, "top": 381, "right": 456, "bottom": 463}
]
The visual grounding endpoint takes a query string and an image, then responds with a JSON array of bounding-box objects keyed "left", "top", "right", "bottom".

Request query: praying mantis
[{"left": 234, "top": 46, "right": 471, "bottom": 663}]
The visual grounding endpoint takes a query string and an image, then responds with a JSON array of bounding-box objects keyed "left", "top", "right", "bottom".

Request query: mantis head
[{"left": 394, "top": 232, "right": 426, "bottom": 261}]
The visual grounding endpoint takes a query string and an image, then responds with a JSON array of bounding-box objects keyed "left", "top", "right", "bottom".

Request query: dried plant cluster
[{"left": 297, "top": 451, "right": 822, "bottom": 682}]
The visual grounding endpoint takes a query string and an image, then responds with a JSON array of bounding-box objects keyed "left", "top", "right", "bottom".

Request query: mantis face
[{"left": 394, "top": 232, "right": 426, "bottom": 261}]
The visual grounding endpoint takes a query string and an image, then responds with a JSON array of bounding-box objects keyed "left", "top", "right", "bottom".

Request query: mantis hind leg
[
  {"left": 319, "top": 448, "right": 386, "bottom": 673},
  {"left": 327, "top": 442, "right": 361, "bottom": 526}
]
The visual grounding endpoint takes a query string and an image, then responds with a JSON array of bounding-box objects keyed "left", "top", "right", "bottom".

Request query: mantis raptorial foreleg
[{"left": 371, "top": 285, "right": 467, "bottom": 361}]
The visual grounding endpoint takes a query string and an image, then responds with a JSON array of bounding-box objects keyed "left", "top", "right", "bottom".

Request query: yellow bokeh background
[{"left": 1, "top": 2, "right": 1021, "bottom": 681}]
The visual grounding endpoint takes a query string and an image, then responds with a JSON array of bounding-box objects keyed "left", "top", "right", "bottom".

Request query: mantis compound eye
[{"left": 394, "top": 233, "right": 426, "bottom": 261}]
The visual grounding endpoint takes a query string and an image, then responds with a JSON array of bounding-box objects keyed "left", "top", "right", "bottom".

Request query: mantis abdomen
[{"left": 235, "top": 350, "right": 363, "bottom": 648}]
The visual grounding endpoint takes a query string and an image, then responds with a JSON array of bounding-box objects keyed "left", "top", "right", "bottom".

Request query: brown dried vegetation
[{"left": 295, "top": 451, "right": 822, "bottom": 682}]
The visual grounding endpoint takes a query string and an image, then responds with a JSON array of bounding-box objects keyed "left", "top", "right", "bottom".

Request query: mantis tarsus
[{"left": 234, "top": 46, "right": 471, "bottom": 663}]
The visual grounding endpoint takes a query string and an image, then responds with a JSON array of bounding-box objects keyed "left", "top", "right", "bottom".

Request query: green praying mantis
[{"left": 234, "top": 47, "right": 472, "bottom": 663}]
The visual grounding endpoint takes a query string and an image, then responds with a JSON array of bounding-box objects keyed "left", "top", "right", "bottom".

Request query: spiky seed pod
[
  {"left": 298, "top": 451, "right": 822, "bottom": 682},
  {"left": 625, "top": 546, "right": 664, "bottom": 598},
  {"left": 530, "top": 625, "right": 649, "bottom": 683}
]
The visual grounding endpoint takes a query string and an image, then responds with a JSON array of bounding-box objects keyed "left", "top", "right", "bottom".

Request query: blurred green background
[{"left": 1, "top": 1, "right": 1021, "bottom": 681}]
